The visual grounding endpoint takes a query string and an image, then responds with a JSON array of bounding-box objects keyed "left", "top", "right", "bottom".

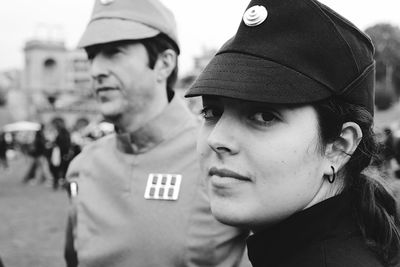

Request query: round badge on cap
[
  {"left": 243, "top": 5, "right": 268, "bottom": 27},
  {"left": 100, "top": 0, "right": 114, "bottom": 5}
]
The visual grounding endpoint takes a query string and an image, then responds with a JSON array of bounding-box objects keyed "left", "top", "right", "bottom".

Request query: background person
[
  {"left": 22, "top": 126, "right": 52, "bottom": 185},
  {"left": 186, "top": 0, "right": 400, "bottom": 266},
  {"left": 0, "top": 132, "right": 8, "bottom": 170},
  {"left": 50, "top": 122, "right": 75, "bottom": 190},
  {"left": 64, "top": 0, "right": 250, "bottom": 266}
]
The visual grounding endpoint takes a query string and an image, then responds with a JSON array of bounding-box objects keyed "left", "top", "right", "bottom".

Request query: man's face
[{"left": 88, "top": 41, "right": 166, "bottom": 131}]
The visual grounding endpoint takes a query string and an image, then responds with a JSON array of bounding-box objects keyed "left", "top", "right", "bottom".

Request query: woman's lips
[{"left": 209, "top": 167, "right": 251, "bottom": 181}]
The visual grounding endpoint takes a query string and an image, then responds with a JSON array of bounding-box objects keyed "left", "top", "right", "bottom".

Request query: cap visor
[
  {"left": 78, "top": 18, "right": 160, "bottom": 48},
  {"left": 186, "top": 53, "right": 332, "bottom": 104}
]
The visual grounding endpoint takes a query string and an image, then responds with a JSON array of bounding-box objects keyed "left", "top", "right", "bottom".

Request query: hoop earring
[{"left": 328, "top": 166, "right": 336, "bottom": 184}]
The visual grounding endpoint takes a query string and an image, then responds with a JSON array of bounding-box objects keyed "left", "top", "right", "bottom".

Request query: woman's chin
[{"left": 210, "top": 202, "right": 251, "bottom": 228}]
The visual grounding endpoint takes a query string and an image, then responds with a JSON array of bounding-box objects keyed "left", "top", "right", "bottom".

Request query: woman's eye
[
  {"left": 249, "top": 111, "right": 277, "bottom": 125},
  {"left": 200, "top": 106, "right": 222, "bottom": 120}
]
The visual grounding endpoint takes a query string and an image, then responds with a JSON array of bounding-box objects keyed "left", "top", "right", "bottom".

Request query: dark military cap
[{"left": 186, "top": 0, "right": 376, "bottom": 115}]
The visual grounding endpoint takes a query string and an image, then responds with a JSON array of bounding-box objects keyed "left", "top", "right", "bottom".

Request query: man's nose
[{"left": 90, "top": 54, "right": 110, "bottom": 84}]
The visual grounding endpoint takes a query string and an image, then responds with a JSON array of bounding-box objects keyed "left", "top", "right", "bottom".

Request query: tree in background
[{"left": 365, "top": 23, "right": 400, "bottom": 110}]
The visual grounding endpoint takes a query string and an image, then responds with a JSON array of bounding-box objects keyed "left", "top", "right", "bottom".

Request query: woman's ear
[
  {"left": 324, "top": 122, "right": 363, "bottom": 173},
  {"left": 154, "top": 49, "right": 177, "bottom": 83}
]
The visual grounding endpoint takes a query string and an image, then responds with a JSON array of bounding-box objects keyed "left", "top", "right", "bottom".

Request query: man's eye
[
  {"left": 103, "top": 47, "right": 122, "bottom": 56},
  {"left": 87, "top": 53, "right": 96, "bottom": 60},
  {"left": 249, "top": 111, "right": 277, "bottom": 125}
]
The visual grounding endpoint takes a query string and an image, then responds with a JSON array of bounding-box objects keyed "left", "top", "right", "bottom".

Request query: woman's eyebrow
[{"left": 242, "top": 101, "right": 285, "bottom": 110}]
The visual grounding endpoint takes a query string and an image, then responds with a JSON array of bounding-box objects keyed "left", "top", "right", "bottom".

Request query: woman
[{"left": 186, "top": 0, "right": 400, "bottom": 266}]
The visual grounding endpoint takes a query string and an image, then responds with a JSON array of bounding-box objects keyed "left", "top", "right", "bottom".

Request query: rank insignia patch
[{"left": 144, "top": 173, "right": 182, "bottom": 200}]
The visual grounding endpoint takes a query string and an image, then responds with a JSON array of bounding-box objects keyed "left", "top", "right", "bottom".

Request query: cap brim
[
  {"left": 186, "top": 52, "right": 333, "bottom": 105},
  {"left": 78, "top": 18, "right": 160, "bottom": 48}
]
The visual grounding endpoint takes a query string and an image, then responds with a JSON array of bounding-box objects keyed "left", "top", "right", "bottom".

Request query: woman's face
[{"left": 197, "top": 96, "right": 329, "bottom": 230}]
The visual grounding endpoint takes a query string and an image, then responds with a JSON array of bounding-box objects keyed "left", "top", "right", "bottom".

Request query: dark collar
[
  {"left": 247, "top": 193, "right": 359, "bottom": 266},
  {"left": 116, "top": 96, "right": 194, "bottom": 154}
]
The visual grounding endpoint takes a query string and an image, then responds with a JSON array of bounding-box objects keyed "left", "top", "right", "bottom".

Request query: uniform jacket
[
  {"left": 246, "top": 193, "right": 384, "bottom": 267},
  {"left": 64, "top": 96, "right": 250, "bottom": 267}
]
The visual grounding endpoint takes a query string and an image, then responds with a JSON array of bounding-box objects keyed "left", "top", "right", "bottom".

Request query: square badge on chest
[{"left": 144, "top": 173, "right": 182, "bottom": 200}]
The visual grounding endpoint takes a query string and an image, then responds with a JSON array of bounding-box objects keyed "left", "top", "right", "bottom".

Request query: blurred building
[
  {"left": 20, "top": 38, "right": 99, "bottom": 129},
  {"left": 176, "top": 47, "right": 217, "bottom": 90},
  {"left": 2, "top": 39, "right": 218, "bottom": 129},
  {"left": 0, "top": 69, "right": 22, "bottom": 125},
  {"left": 176, "top": 47, "right": 217, "bottom": 114}
]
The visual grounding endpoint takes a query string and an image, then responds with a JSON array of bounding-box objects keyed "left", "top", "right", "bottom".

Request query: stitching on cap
[
  {"left": 207, "top": 62, "right": 277, "bottom": 68},
  {"left": 340, "top": 62, "right": 375, "bottom": 96},
  {"left": 218, "top": 51, "right": 335, "bottom": 93},
  {"left": 205, "top": 66, "right": 276, "bottom": 73},
  {"left": 316, "top": 2, "right": 374, "bottom": 53},
  {"left": 191, "top": 86, "right": 286, "bottom": 97},
  {"left": 191, "top": 85, "right": 325, "bottom": 99},
  {"left": 213, "top": 56, "right": 278, "bottom": 66},
  {"left": 198, "top": 77, "right": 269, "bottom": 84}
]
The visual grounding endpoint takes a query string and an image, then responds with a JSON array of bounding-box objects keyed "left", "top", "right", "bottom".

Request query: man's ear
[
  {"left": 154, "top": 49, "right": 177, "bottom": 82},
  {"left": 323, "top": 122, "right": 363, "bottom": 174}
]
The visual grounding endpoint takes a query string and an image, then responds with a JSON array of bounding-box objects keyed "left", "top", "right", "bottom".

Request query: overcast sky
[{"left": 1, "top": 0, "right": 399, "bottom": 74}]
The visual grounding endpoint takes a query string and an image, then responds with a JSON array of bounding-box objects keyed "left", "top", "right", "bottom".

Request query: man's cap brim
[{"left": 78, "top": 18, "right": 160, "bottom": 48}]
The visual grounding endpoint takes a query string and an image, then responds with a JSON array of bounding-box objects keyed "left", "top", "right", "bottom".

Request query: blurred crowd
[
  {"left": 0, "top": 119, "right": 114, "bottom": 190},
  {"left": 376, "top": 122, "right": 400, "bottom": 178}
]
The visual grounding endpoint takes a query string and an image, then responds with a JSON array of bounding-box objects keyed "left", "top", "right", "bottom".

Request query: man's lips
[{"left": 209, "top": 167, "right": 251, "bottom": 181}]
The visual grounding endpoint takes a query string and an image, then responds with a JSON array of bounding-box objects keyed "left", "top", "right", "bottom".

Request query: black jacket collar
[{"left": 247, "top": 193, "right": 359, "bottom": 266}]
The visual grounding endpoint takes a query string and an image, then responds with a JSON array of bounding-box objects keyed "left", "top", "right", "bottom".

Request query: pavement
[{"left": 0, "top": 153, "right": 69, "bottom": 267}]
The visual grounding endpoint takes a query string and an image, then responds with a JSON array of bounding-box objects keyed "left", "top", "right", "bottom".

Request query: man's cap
[
  {"left": 186, "top": 0, "right": 375, "bottom": 115},
  {"left": 78, "top": 0, "right": 179, "bottom": 53}
]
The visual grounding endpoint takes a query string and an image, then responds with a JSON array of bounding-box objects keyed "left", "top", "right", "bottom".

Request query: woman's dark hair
[{"left": 313, "top": 97, "right": 400, "bottom": 266}]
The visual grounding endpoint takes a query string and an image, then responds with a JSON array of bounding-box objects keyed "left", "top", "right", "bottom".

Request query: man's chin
[
  {"left": 100, "top": 108, "right": 123, "bottom": 123},
  {"left": 99, "top": 103, "right": 123, "bottom": 118}
]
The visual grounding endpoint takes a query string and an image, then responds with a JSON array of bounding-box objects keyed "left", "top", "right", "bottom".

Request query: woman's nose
[{"left": 207, "top": 116, "right": 239, "bottom": 156}]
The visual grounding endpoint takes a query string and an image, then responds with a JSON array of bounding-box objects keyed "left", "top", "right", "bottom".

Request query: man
[{"left": 64, "top": 0, "right": 250, "bottom": 266}]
